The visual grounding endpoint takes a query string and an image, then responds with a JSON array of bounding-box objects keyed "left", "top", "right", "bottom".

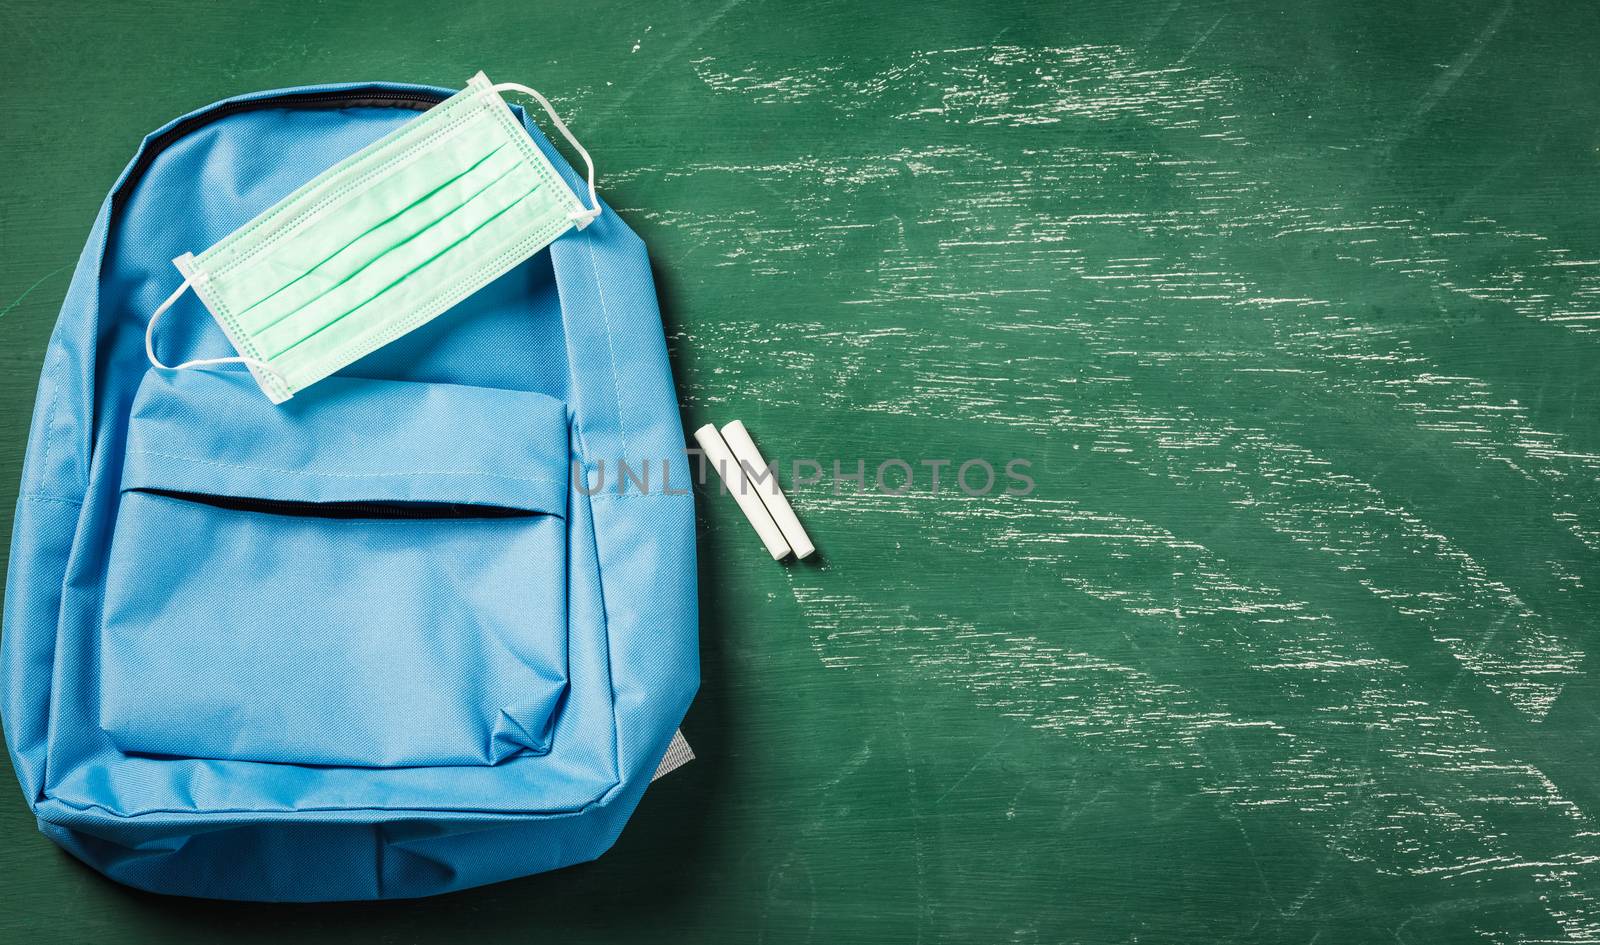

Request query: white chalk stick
[
  {"left": 693, "top": 423, "right": 791, "bottom": 560},
  {"left": 721, "top": 420, "right": 816, "bottom": 559}
]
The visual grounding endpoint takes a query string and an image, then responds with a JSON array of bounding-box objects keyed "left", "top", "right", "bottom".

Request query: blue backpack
[{"left": 1, "top": 79, "right": 698, "bottom": 900}]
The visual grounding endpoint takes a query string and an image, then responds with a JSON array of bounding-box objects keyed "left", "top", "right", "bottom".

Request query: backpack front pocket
[{"left": 100, "top": 370, "right": 572, "bottom": 769}]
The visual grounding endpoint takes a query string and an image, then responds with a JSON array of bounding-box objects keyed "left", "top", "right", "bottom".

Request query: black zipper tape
[
  {"left": 136, "top": 489, "right": 534, "bottom": 520},
  {"left": 111, "top": 88, "right": 448, "bottom": 216}
]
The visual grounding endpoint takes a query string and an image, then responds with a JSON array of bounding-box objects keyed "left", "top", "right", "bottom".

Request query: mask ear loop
[
  {"left": 490, "top": 82, "right": 602, "bottom": 225},
  {"left": 145, "top": 277, "right": 287, "bottom": 383}
]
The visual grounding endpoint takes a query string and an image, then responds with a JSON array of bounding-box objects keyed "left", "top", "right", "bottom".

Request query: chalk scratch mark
[
  {"left": 0, "top": 266, "right": 68, "bottom": 323},
  {"left": 1411, "top": 0, "right": 1515, "bottom": 123},
  {"left": 1175, "top": 15, "right": 1228, "bottom": 66},
  {"left": 600, "top": 0, "right": 750, "bottom": 119},
  {"left": 934, "top": 725, "right": 1016, "bottom": 804}
]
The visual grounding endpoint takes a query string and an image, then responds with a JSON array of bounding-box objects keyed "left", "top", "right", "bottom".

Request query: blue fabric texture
[{"left": 1, "top": 80, "right": 698, "bottom": 900}]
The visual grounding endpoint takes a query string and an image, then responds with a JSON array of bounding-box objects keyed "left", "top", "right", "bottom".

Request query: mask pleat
[
  {"left": 232, "top": 141, "right": 512, "bottom": 328},
  {"left": 255, "top": 166, "right": 560, "bottom": 362},
  {"left": 222, "top": 111, "right": 515, "bottom": 333},
  {"left": 191, "top": 83, "right": 490, "bottom": 280},
  {"left": 243, "top": 152, "right": 524, "bottom": 340}
]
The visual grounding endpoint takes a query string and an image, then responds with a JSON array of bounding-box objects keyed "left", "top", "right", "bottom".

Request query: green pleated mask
[{"left": 145, "top": 71, "right": 599, "bottom": 404}]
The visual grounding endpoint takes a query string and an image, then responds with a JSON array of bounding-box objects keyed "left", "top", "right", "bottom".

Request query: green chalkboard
[{"left": 2, "top": 0, "right": 1598, "bottom": 941}]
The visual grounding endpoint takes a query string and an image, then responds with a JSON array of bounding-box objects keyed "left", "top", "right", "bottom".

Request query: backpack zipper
[
  {"left": 113, "top": 88, "right": 449, "bottom": 215},
  {"left": 135, "top": 489, "right": 534, "bottom": 520}
]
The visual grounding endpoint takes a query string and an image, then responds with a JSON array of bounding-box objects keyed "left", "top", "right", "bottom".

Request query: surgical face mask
[{"left": 145, "top": 71, "right": 599, "bottom": 403}]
